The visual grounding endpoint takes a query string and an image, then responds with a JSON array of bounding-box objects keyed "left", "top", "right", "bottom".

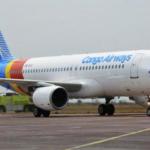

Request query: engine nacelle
[{"left": 32, "top": 86, "right": 68, "bottom": 111}]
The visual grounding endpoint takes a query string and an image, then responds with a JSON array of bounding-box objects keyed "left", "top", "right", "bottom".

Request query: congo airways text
[{"left": 82, "top": 54, "right": 133, "bottom": 65}]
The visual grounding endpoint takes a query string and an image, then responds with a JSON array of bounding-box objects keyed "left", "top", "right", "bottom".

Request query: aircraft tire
[
  {"left": 146, "top": 107, "right": 150, "bottom": 116},
  {"left": 98, "top": 104, "right": 106, "bottom": 116},
  {"left": 33, "top": 107, "right": 42, "bottom": 117},
  {"left": 106, "top": 104, "right": 115, "bottom": 116},
  {"left": 42, "top": 110, "right": 51, "bottom": 118}
]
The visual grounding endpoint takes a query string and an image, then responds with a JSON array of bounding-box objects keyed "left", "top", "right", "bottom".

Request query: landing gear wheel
[
  {"left": 98, "top": 104, "right": 106, "bottom": 116},
  {"left": 107, "top": 104, "right": 115, "bottom": 116},
  {"left": 146, "top": 107, "right": 150, "bottom": 116},
  {"left": 98, "top": 104, "right": 115, "bottom": 116},
  {"left": 33, "top": 107, "right": 50, "bottom": 118},
  {"left": 42, "top": 110, "right": 51, "bottom": 118},
  {"left": 33, "top": 107, "right": 42, "bottom": 117}
]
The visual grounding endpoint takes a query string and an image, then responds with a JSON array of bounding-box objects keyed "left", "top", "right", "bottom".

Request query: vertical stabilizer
[{"left": 0, "top": 31, "right": 14, "bottom": 62}]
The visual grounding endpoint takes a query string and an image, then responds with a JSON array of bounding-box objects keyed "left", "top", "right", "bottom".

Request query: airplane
[{"left": 0, "top": 31, "right": 150, "bottom": 117}]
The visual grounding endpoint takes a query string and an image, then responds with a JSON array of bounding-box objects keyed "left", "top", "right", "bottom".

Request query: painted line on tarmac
[{"left": 65, "top": 128, "right": 150, "bottom": 150}]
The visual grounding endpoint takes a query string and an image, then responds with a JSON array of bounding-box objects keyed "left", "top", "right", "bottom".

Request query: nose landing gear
[
  {"left": 146, "top": 96, "right": 150, "bottom": 116},
  {"left": 146, "top": 107, "right": 150, "bottom": 116}
]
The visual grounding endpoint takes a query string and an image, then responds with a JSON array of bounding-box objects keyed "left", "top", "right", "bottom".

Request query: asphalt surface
[{"left": 0, "top": 113, "right": 149, "bottom": 150}]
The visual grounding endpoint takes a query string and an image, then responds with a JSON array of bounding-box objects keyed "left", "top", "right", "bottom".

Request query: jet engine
[{"left": 32, "top": 86, "right": 68, "bottom": 111}]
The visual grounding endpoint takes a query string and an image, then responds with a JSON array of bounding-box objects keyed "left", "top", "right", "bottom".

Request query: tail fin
[{"left": 0, "top": 31, "right": 14, "bottom": 62}]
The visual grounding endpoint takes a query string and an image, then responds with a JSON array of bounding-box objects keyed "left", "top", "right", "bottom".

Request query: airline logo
[
  {"left": 82, "top": 54, "right": 133, "bottom": 65},
  {"left": 0, "top": 32, "right": 13, "bottom": 61}
]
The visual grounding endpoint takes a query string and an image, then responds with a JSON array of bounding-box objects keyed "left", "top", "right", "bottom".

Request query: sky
[{"left": 0, "top": 0, "right": 150, "bottom": 58}]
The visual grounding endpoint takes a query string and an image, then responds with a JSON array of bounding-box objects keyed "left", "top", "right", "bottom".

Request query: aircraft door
[{"left": 130, "top": 53, "right": 143, "bottom": 79}]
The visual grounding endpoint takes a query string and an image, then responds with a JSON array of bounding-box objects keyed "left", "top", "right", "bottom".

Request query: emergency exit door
[{"left": 130, "top": 53, "right": 143, "bottom": 79}]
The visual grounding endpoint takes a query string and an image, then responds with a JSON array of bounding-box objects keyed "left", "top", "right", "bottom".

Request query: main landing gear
[
  {"left": 33, "top": 107, "right": 51, "bottom": 118},
  {"left": 98, "top": 97, "right": 115, "bottom": 116}
]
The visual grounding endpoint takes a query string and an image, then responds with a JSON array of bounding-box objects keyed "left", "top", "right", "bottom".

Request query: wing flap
[{"left": 0, "top": 78, "right": 82, "bottom": 92}]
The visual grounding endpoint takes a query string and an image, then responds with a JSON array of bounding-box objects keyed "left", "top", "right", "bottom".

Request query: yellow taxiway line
[{"left": 65, "top": 128, "right": 150, "bottom": 150}]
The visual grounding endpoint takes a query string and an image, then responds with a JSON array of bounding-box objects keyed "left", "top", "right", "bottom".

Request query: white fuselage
[{"left": 21, "top": 50, "right": 150, "bottom": 98}]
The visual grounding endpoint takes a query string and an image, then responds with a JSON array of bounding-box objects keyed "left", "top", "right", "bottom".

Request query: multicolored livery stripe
[{"left": 5, "top": 59, "right": 29, "bottom": 94}]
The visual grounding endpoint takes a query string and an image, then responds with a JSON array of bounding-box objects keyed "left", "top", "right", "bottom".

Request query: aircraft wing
[{"left": 0, "top": 78, "right": 82, "bottom": 92}]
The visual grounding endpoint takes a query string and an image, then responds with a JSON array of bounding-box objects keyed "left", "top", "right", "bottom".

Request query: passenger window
[
  {"left": 75, "top": 67, "right": 78, "bottom": 71},
  {"left": 122, "top": 64, "right": 125, "bottom": 68},
  {"left": 86, "top": 66, "right": 88, "bottom": 70},
  {"left": 82, "top": 66, "right": 85, "bottom": 70},
  {"left": 118, "top": 64, "right": 121, "bottom": 69},
  {"left": 112, "top": 65, "right": 114, "bottom": 69}
]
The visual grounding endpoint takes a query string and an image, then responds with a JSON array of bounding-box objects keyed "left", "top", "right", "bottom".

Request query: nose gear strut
[{"left": 146, "top": 96, "right": 150, "bottom": 116}]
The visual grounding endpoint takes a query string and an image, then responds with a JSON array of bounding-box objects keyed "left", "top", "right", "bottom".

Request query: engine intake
[
  {"left": 32, "top": 86, "right": 68, "bottom": 111},
  {"left": 52, "top": 88, "right": 68, "bottom": 108}
]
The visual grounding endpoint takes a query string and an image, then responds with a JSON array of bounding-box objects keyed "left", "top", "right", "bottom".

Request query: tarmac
[{"left": 0, "top": 113, "right": 149, "bottom": 150}]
